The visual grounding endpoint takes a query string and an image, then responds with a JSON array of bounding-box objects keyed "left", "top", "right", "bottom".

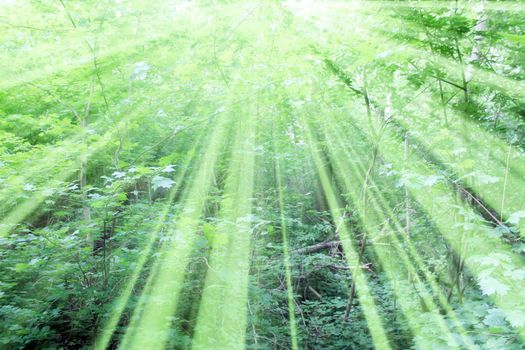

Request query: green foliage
[{"left": 0, "top": 1, "right": 524, "bottom": 349}]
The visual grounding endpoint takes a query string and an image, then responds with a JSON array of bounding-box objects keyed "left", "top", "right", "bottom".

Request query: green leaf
[
  {"left": 483, "top": 308, "right": 506, "bottom": 327},
  {"left": 504, "top": 268, "right": 525, "bottom": 281},
  {"left": 508, "top": 211, "right": 525, "bottom": 225},
  {"left": 15, "top": 263, "right": 30, "bottom": 272},
  {"left": 506, "top": 310, "right": 525, "bottom": 328},
  {"left": 203, "top": 223, "right": 216, "bottom": 246},
  {"left": 162, "top": 165, "right": 175, "bottom": 173},
  {"left": 477, "top": 174, "right": 500, "bottom": 185},
  {"left": 423, "top": 175, "right": 443, "bottom": 187},
  {"left": 478, "top": 276, "right": 508, "bottom": 296},
  {"left": 151, "top": 176, "right": 175, "bottom": 191},
  {"left": 477, "top": 253, "right": 510, "bottom": 267}
]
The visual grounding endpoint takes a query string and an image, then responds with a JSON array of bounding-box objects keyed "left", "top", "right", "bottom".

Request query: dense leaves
[{"left": 0, "top": 1, "right": 524, "bottom": 349}]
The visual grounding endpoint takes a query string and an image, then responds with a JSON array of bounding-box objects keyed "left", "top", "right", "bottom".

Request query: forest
[{"left": 0, "top": 1, "right": 524, "bottom": 349}]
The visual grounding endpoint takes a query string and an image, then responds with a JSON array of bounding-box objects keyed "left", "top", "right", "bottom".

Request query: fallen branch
[
  {"left": 308, "top": 286, "right": 322, "bottom": 299},
  {"left": 293, "top": 235, "right": 340, "bottom": 255},
  {"left": 315, "top": 263, "right": 373, "bottom": 272}
]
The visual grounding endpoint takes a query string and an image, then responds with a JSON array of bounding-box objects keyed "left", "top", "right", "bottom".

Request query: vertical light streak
[
  {"left": 273, "top": 124, "right": 299, "bottom": 350},
  {"left": 93, "top": 128, "right": 206, "bottom": 349},
  {"left": 118, "top": 111, "right": 233, "bottom": 350},
  {"left": 191, "top": 105, "right": 257, "bottom": 350},
  {"left": 301, "top": 115, "right": 393, "bottom": 350}
]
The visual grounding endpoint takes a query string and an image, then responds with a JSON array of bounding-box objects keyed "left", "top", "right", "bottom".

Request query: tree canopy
[{"left": 0, "top": 1, "right": 524, "bottom": 349}]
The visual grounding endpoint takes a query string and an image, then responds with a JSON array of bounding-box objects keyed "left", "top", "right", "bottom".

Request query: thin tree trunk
[
  {"left": 344, "top": 148, "right": 378, "bottom": 320},
  {"left": 82, "top": 78, "right": 94, "bottom": 246},
  {"left": 423, "top": 26, "right": 449, "bottom": 125},
  {"left": 438, "top": 79, "right": 448, "bottom": 126},
  {"left": 344, "top": 77, "right": 379, "bottom": 320},
  {"left": 404, "top": 133, "right": 410, "bottom": 239},
  {"left": 454, "top": 37, "right": 469, "bottom": 103},
  {"left": 500, "top": 145, "right": 512, "bottom": 221}
]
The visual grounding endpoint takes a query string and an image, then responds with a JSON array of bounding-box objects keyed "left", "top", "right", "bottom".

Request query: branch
[
  {"left": 59, "top": 0, "right": 78, "bottom": 29},
  {"left": 308, "top": 286, "right": 322, "bottom": 299},
  {"left": 0, "top": 18, "right": 69, "bottom": 32},
  {"left": 432, "top": 76, "right": 466, "bottom": 91},
  {"left": 293, "top": 235, "right": 339, "bottom": 255},
  {"left": 314, "top": 263, "right": 372, "bottom": 271},
  {"left": 323, "top": 58, "right": 363, "bottom": 95}
]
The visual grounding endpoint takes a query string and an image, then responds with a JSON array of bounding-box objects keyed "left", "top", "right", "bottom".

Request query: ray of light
[
  {"left": 326, "top": 92, "right": 525, "bottom": 338},
  {"left": 191, "top": 104, "right": 256, "bottom": 350},
  {"left": 0, "top": 116, "right": 128, "bottom": 237},
  {"left": 0, "top": 112, "right": 212, "bottom": 238},
  {"left": 93, "top": 126, "right": 208, "bottom": 350},
  {"left": 311, "top": 108, "right": 476, "bottom": 349},
  {"left": 301, "top": 115, "right": 393, "bottom": 350},
  {"left": 328, "top": 111, "right": 475, "bottom": 327},
  {"left": 293, "top": 5, "right": 525, "bottom": 231},
  {"left": 286, "top": 1, "right": 525, "bottom": 99},
  {"left": 0, "top": 2, "right": 200, "bottom": 90},
  {"left": 273, "top": 125, "right": 299, "bottom": 350},
  {"left": 0, "top": 4, "right": 253, "bottom": 238},
  {"left": 318, "top": 52, "right": 525, "bottom": 232},
  {"left": 117, "top": 110, "right": 234, "bottom": 350}
]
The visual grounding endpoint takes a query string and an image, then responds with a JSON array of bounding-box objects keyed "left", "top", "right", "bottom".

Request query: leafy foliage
[{"left": 0, "top": 1, "right": 524, "bottom": 349}]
